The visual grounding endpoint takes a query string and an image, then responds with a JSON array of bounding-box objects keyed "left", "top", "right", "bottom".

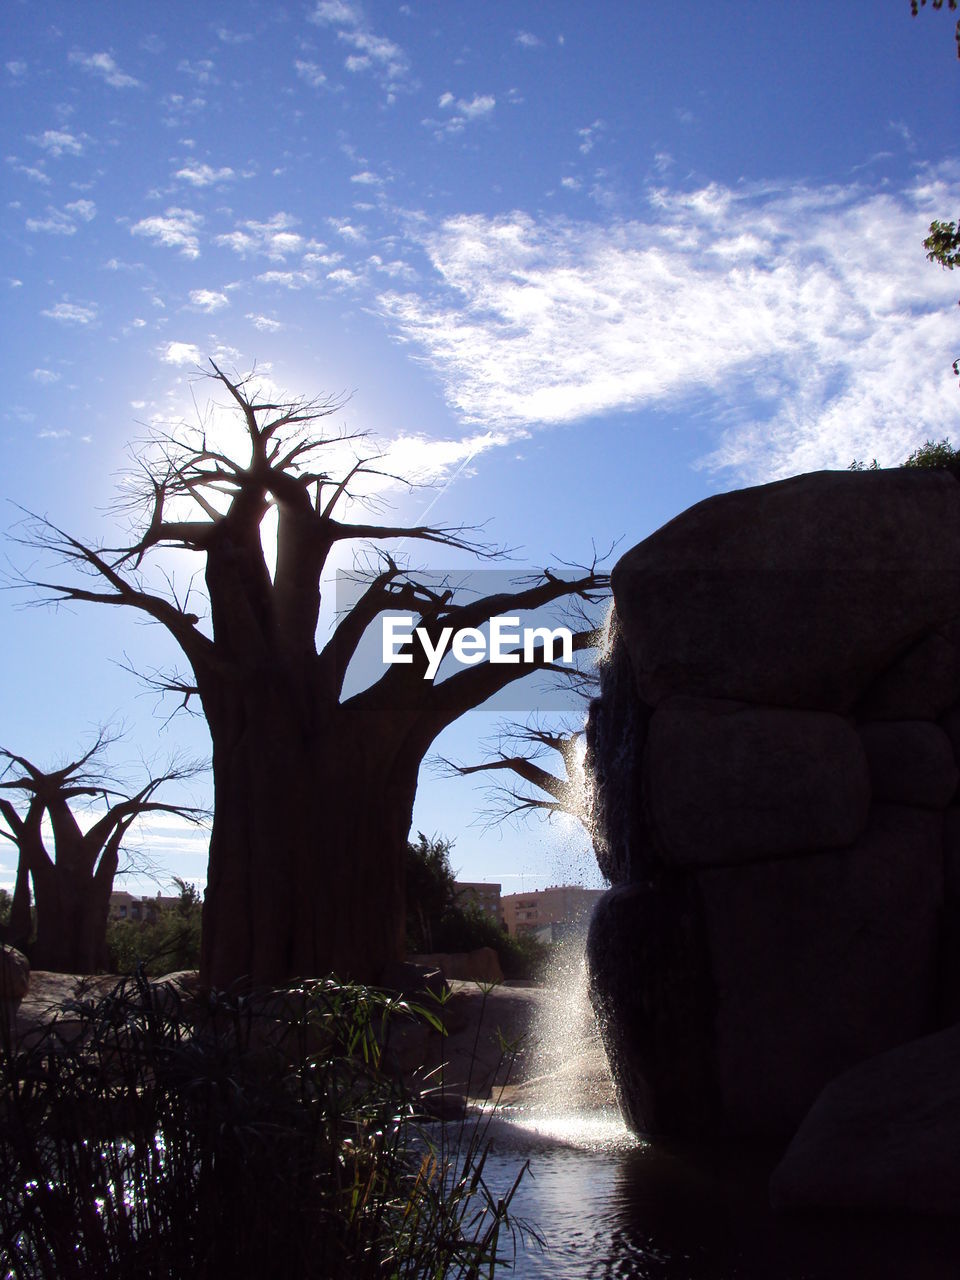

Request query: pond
[
  {"left": 478, "top": 1106, "right": 960, "bottom": 1279},
  {"left": 469, "top": 947, "right": 960, "bottom": 1280}
]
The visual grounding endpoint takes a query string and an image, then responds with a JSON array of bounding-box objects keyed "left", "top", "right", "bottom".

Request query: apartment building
[
  {"left": 108, "top": 891, "right": 181, "bottom": 923},
  {"left": 454, "top": 881, "right": 502, "bottom": 921},
  {"left": 501, "top": 885, "right": 604, "bottom": 939}
]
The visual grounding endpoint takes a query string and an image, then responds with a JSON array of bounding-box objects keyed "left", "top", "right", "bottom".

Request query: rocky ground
[{"left": 6, "top": 969, "right": 618, "bottom": 1116}]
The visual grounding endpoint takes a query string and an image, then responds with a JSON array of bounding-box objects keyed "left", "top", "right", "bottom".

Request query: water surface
[{"left": 480, "top": 1107, "right": 960, "bottom": 1279}]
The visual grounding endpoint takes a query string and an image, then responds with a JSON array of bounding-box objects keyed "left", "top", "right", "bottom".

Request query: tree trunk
[
  {"left": 31, "top": 858, "right": 114, "bottom": 973},
  {"left": 6, "top": 856, "right": 33, "bottom": 952},
  {"left": 199, "top": 689, "right": 415, "bottom": 989}
]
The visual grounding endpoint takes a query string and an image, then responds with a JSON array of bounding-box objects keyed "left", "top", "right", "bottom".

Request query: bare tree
[
  {"left": 0, "top": 732, "right": 204, "bottom": 973},
  {"left": 438, "top": 716, "right": 591, "bottom": 831},
  {"left": 18, "top": 364, "right": 608, "bottom": 987}
]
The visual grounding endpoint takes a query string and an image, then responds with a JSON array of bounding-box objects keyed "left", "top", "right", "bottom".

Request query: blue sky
[{"left": 2, "top": 1, "right": 958, "bottom": 899}]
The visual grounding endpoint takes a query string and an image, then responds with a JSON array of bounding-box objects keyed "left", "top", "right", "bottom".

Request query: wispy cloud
[
  {"left": 67, "top": 199, "right": 96, "bottom": 221},
  {"left": 131, "top": 207, "right": 203, "bottom": 258},
  {"left": 175, "top": 162, "right": 235, "bottom": 186},
  {"left": 29, "top": 198, "right": 97, "bottom": 234},
  {"left": 26, "top": 207, "right": 77, "bottom": 235},
  {"left": 189, "top": 289, "right": 229, "bottom": 312},
  {"left": 31, "top": 368, "right": 60, "bottom": 383},
  {"left": 377, "top": 166, "right": 960, "bottom": 481},
  {"left": 216, "top": 27, "right": 253, "bottom": 45},
  {"left": 514, "top": 31, "right": 542, "bottom": 49},
  {"left": 7, "top": 157, "right": 50, "bottom": 185},
  {"left": 177, "top": 58, "right": 217, "bottom": 85},
  {"left": 42, "top": 300, "right": 97, "bottom": 325},
  {"left": 577, "top": 120, "right": 604, "bottom": 155},
  {"left": 216, "top": 212, "right": 303, "bottom": 259},
  {"left": 428, "top": 92, "right": 496, "bottom": 139},
  {"left": 69, "top": 50, "right": 142, "bottom": 89},
  {"left": 295, "top": 60, "right": 327, "bottom": 89},
  {"left": 308, "top": 0, "right": 411, "bottom": 96},
  {"left": 246, "top": 313, "right": 283, "bottom": 331},
  {"left": 31, "top": 129, "right": 85, "bottom": 158}
]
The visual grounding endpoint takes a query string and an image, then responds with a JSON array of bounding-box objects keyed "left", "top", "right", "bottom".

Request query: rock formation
[{"left": 586, "top": 468, "right": 960, "bottom": 1147}]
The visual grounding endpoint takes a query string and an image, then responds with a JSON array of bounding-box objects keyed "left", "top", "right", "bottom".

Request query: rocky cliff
[{"left": 586, "top": 467, "right": 960, "bottom": 1146}]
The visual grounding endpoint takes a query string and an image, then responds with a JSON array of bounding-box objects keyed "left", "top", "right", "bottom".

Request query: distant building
[
  {"left": 455, "top": 881, "right": 502, "bottom": 921},
  {"left": 500, "top": 885, "right": 604, "bottom": 939},
  {"left": 108, "top": 891, "right": 181, "bottom": 923}
]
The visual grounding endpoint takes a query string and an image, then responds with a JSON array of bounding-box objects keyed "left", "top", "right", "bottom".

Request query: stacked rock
[{"left": 586, "top": 467, "right": 960, "bottom": 1142}]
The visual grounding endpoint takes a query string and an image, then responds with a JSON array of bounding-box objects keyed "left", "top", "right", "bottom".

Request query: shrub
[
  {"left": 106, "top": 879, "right": 202, "bottom": 975},
  {"left": 0, "top": 973, "right": 529, "bottom": 1279},
  {"left": 901, "top": 437, "right": 960, "bottom": 470}
]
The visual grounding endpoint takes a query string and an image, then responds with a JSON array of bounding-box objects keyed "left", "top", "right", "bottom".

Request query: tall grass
[{"left": 0, "top": 972, "right": 530, "bottom": 1279}]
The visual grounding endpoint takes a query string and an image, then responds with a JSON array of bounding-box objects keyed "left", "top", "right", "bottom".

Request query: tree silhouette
[
  {"left": 0, "top": 732, "right": 203, "bottom": 973},
  {"left": 20, "top": 365, "right": 607, "bottom": 987},
  {"left": 439, "top": 717, "right": 591, "bottom": 831}
]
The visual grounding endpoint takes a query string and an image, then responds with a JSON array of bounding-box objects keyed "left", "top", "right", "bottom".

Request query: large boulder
[
  {"left": 644, "top": 697, "right": 870, "bottom": 866},
  {"left": 587, "top": 467, "right": 960, "bottom": 1143},
  {"left": 770, "top": 1023, "right": 960, "bottom": 1215},
  {"left": 857, "top": 721, "right": 958, "bottom": 808},
  {"left": 696, "top": 805, "right": 942, "bottom": 1136},
  {"left": 0, "top": 945, "right": 30, "bottom": 1004},
  {"left": 611, "top": 468, "right": 960, "bottom": 712}
]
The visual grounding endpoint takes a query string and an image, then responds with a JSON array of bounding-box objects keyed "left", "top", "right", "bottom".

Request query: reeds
[{"left": 0, "top": 971, "right": 529, "bottom": 1279}]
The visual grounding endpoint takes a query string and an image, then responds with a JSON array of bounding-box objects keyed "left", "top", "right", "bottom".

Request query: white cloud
[
  {"left": 177, "top": 58, "right": 217, "bottom": 84},
  {"left": 328, "top": 217, "right": 365, "bottom": 243},
  {"left": 66, "top": 198, "right": 96, "bottom": 221},
  {"left": 6, "top": 61, "right": 26, "bottom": 77},
  {"left": 216, "top": 27, "right": 252, "bottom": 45},
  {"left": 428, "top": 93, "right": 496, "bottom": 138},
  {"left": 458, "top": 94, "right": 495, "bottom": 120},
  {"left": 216, "top": 212, "right": 303, "bottom": 260},
  {"left": 7, "top": 157, "right": 50, "bottom": 185},
  {"left": 131, "top": 207, "right": 202, "bottom": 257},
  {"left": 350, "top": 170, "right": 382, "bottom": 185},
  {"left": 175, "top": 162, "right": 235, "bottom": 186},
  {"left": 515, "top": 31, "right": 542, "bottom": 48},
  {"left": 309, "top": 0, "right": 361, "bottom": 23},
  {"left": 308, "top": 0, "right": 410, "bottom": 92},
  {"left": 26, "top": 207, "right": 76, "bottom": 235},
  {"left": 38, "top": 429, "right": 70, "bottom": 440},
  {"left": 295, "top": 60, "right": 327, "bottom": 89},
  {"left": 32, "top": 129, "right": 84, "bottom": 158},
  {"left": 42, "top": 301, "right": 97, "bottom": 325},
  {"left": 246, "top": 313, "right": 282, "bottom": 331},
  {"left": 377, "top": 167, "right": 960, "bottom": 481},
  {"left": 189, "top": 289, "right": 229, "bottom": 312},
  {"left": 69, "top": 50, "right": 141, "bottom": 88},
  {"left": 31, "top": 368, "right": 60, "bottom": 383},
  {"left": 577, "top": 120, "right": 604, "bottom": 155},
  {"left": 161, "top": 341, "right": 203, "bottom": 366}
]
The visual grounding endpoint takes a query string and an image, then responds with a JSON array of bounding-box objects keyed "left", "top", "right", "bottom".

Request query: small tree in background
[
  {"left": 439, "top": 716, "right": 590, "bottom": 833},
  {"left": 0, "top": 734, "right": 204, "bottom": 973},
  {"left": 405, "top": 833, "right": 458, "bottom": 954}
]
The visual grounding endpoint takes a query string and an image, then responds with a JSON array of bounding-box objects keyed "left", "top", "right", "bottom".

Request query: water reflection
[
  {"left": 475, "top": 938, "right": 960, "bottom": 1279},
  {"left": 480, "top": 1115, "right": 960, "bottom": 1279}
]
